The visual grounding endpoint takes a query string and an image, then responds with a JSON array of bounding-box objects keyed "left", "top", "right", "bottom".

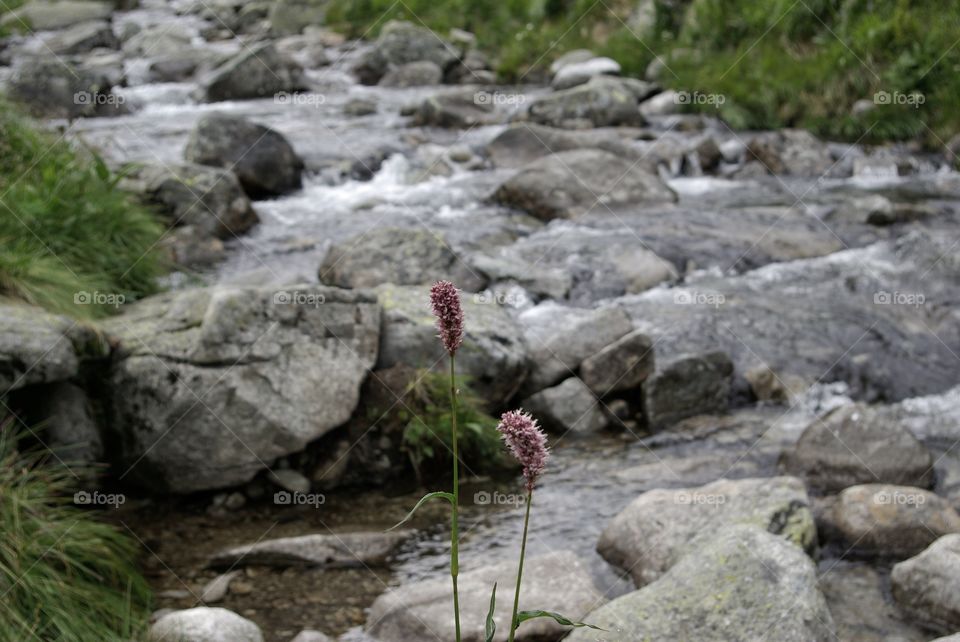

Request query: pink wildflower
[
  {"left": 430, "top": 280, "right": 464, "bottom": 355},
  {"left": 497, "top": 410, "right": 550, "bottom": 492}
]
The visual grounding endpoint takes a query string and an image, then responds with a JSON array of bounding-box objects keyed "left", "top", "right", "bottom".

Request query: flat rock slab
[{"left": 209, "top": 531, "right": 411, "bottom": 569}]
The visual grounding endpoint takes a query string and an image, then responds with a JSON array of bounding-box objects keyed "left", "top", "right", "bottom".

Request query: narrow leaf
[
  {"left": 515, "top": 610, "right": 604, "bottom": 631},
  {"left": 387, "top": 491, "right": 454, "bottom": 531},
  {"left": 484, "top": 583, "right": 497, "bottom": 642}
]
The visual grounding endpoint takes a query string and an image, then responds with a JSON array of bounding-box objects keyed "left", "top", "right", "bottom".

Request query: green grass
[
  {"left": 0, "top": 103, "right": 166, "bottom": 319},
  {"left": 0, "top": 421, "right": 151, "bottom": 642},
  {"left": 326, "top": 0, "right": 960, "bottom": 145}
]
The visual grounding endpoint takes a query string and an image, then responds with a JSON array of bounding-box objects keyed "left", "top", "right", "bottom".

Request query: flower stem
[
  {"left": 508, "top": 489, "right": 533, "bottom": 642},
  {"left": 449, "top": 355, "right": 461, "bottom": 642}
]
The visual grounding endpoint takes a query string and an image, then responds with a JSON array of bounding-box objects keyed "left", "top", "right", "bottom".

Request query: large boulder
[
  {"left": 367, "top": 551, "right": 605, "bottom": 641},
  {"left": 209, "top": 531, "right": 409, "bottom": 569},
  {"left": 148, "top": 607, "right": 263, "bottom": 642},
  {"left": 0, "top": 0, "right": 112, "bottom": 30},
  {"left": 642, "top": 349, "right": 733, "bottom": 429},
  {"left": 892, "top": 535, "right": 960, "bottom": 633},
  {"left": 185, "top": 113, "right": 303, "bottom": 197},
  {"left": 352, "top": 20, "right": 458, "bottom": 85},
  {"left": 484, "top": 123, "right": 649, "bottom": 170},
  {"left": 526, "top": 76, "right": 644, "bottom": 128},
  {"left": 569, "top": 525, "right": 835, "bottom": 641},
  {"left": 492, "top": 149, "right": 676, "bottom": 221},
  {"left": 375, "top": 284, "right": 528, "bottom": 405},
  {"left": 746, "top": 129, "right": 839, "bottom": 176},
  {"left": 318, "top": 227, "right": 485, "bottom": 292},
  {"left": 7, "top": 57, "right": 126, "bottom": 119},
  {"left": 782, "top": 403, "right": 934, "bottom": 492},
  {"left": 198, "top": 43, "right": 304, "bottom": 102},
  {"left": 101, "top": 285, "right": 380, "bottom": 493},
  {"left": 579, "top": 329, "right": 654, "bottom": 396},
  {"left": 521, "top": 377, "right": 607, "bottom": 434},
  {"left": 43, "top": 19, "right": 118, "bottom": 55},
  {"left": 412, "top": 88, "right": 503, "bottom": 128},
  {"left": 822, "top": 484, "right": 960, "bottom": 558},
  {"left": 598, "top": 476, "right": 816, "bottom": 587}
]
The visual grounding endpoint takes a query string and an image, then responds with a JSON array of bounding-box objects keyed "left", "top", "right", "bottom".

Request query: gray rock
[
  {"left": 375, "top": 284, "right": 528, "bottom": 405},
  {"left": 412, "top": 88, "right": 503, "bottom": 128},
  {"left": 31, "top": 382, "right": 103, "bottom": 465},
  {"left": 199, "top": 43, "right": 304, "bottom": 102},
  {"left": 1, "top": 0, "right": 112, "bottom": 30},
  {"left": 579, "top": 329, "right": 654, "bottom": 396},
  {"left": 147, "top": 54, "right": 202, "bottom": 82},
  {"left": 892, "top": 534, "right": 960, "bottom": 633},
  {"left": 642, "top": 350, "right": 733, "bottom": 429},
  {"left": 209, "top": 531, "right": 409, "bottom": 569},
  {"left": 185, "top": 113, "right": 303, "bottom": 197},
  {"left": 569, "top": 525, "right": 835, "bottom": 642},
  {"left": 43, "top": 19, "right": 118, "bottom": 55},
  {"left": 822, "top": 484, "right": 960, "bottom": 558},
  {"left": 782, "top": 403, "right": 934, "bottom": 493},
  {"left": 289, "top": 631, "right": 333, "bottom": 642},
  {"left": 597, "top": 476, "right": 816, "bottom": 586},
  {"left": 521, "top": 377, "right": 606, "bottom": 434},
  {"left": 526, "top": 76, "right": 644, "bottom": 128},
  {"left": 747, "top": 129, "right": 839, "bottom": 176},
  {"left": 550, "top": 56, "right": 621, "bottom": 90},
  {"left": 492, "top": 149, "right": 676, "bottom": 221},
  {"left": 469, "top": 254, "right": 571, "bottom": 301},
  {"left": 638, "top": 89, "right": 682, "bottom": 117},
  {"left": 367, "top": 551, "right": 605, "bottom": 642},
  {"left": 485, "top": 123, "right": 652, "bottom": 170},
  {"left": 199, "top": 571, "right": 240, "bottom": 603},
  {"left": 8, "top": 57, "right": 127, "bottom": 119},
  {"left": 122, "top": 24, "right": 192, "bottom": 57},
  {"left": 352, "top": 20, "right": 458, "bottom": 85},
  {"left": 101, "top": 285, "right": 379, "bottom": 493},
  {"left": 275, "top": 33, "right": 330, "bottom": 69},
  {"left": 318, "top": 227, "right": 484, "bottom": 292},
  {"left": 148, "top": 607, "right": 263, "bottom": 642},
  {"left": 548, "top": 49, "right": 595, "bottom": 75},
  {"left": 268, "top": 0, "right": 327, "bottom": 36},
  {"left": 378, "top": 60, "right": 443, "bottom": 87},
  {"left": 343, "top": 97, "right": 377, "bottom": 116},
  {"left": 267, "top": 469, "right": 311, "bottom": 494}
]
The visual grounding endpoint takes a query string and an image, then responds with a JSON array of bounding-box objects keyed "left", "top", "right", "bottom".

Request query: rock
[
  {"left": 526, "top": 76, "right": 644, "bottom": 128},
  {"left": 185, "top": 113, "right": 303, "bottom": 197},
  {"left": 639, "top": 89, "right": 682, "bottom": 117},
  {"left": 209, "top": 531, "right": 409, "bottom": 569},
  {"left": 375, "top": 284, "right": 528, "bottom": 405},
  {"left": 139, "top": 163, "right": 259, "bottom": 239},
  {"left": 892, "top": 535, "right": 960, "bottom": 633},
  {"left": 1, "top": 0, "right": 112, "bottom": 30},
  {"left": 148, "top": 607, "right": 264, "bottom": 642},
  {"left": 7, "top": 57, "right": 127, "bottom": 119},
  {"left": 550, "top": 56, "right": 621, "bottom": 90},
  {"left": 123, "top": 24, "right": 192, "bottom": 57},
  {"left": 521, "top": 305, "right": 634, "bottom": 393},
  {"left": 694, "top": 136, "right": 722, "bottom": 171},
  {"left": 378, "top": 60, "right": 443, "bottom": 87},
  {"left": 0, "top": 302, "right": 100, "bottom": 393},
  {"left": 101, "top": 285, "right": 379, "bottom": 493},
  {"left": 290, "top": 631, "right": 333, "bottom": 642},
  {"left": 25, "top": 382, "right": 103, "bottom": 465},
  {"left": 163, "top": 226, "right": 225, "bottom": 267},
  {"left": 569, "top": 525, "right": 835, "bottom": 641},
  {"left": 200, "top": 571, "right": 240, "bottom": 603},
  {"left": 492, "top": 149, "right": 676, "bottom": 221},
  {"left": 275, "top": 33, "right": 330, "bottom": 69},
  {"left": 147, "top": 54, "right": 202, "bottom": 82},
  {"left": 820, "top": 563, "right": 927, "bottom": 642},
  {"left": 268, "top": 0, "right": 326, "bottom": 36},
  {"left": 367, "top": 551, "right": 605, "bottom": 641},
  {"left": 412, "top": 88, "right": 502, "bottom": 128},
  {"left": 266, "top": 469, "right": 311, "bottom": 494},
  {"left": 579, "top": 329, "right": 654, "bottom": 396},
  {"left": 469, "top": 254, "right": 572, "bottom": 301},
  {"left": 485, "top": 123, "right": 651, "bottom": 170},
  {"left": 199, "top": 43, "right": 304, "bottom": 102},
  {"left": 521, "top": 377, "right": 606, "bottom": 434},
  {"left": 343, "top": 97, "right": 377, "bottom": 116},
  {"left": 823, "top": 484, "right": 960, "bottom": 558},
  {"left": 548, "top": 49, "right": 595, "bottom": 75},
  {"left": 746, "top": 129, "right": 838, "bottom": 176},
  {"left": 597, "top": 476, "right": 816, "bottom": 586},
  {"left": 318, "top": 227, "right": 484, "bottom": 292},
  {"left": 782, "top": 403, "right": 934, "bottom": 492},
  {"left": 826, "top": 195, "right": 896, "bottom": 226},
  {"left": 43, "top": 20, "right": 118, "bottom": 55},
  {"left": 352, "top": 20, "right": 458, "bottom": 85},
  {"left": 642, "top": 350, "right": 733, "bottom": 429}
]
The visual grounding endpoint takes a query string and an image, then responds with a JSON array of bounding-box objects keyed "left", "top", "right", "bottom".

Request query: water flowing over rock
[
  {"left": 891, "top": 534, "right": 960, "bottom": 633},
  {"left": 353, "top": 20, "right": 459, "bottom": 85},
  {"left": 570, "top": 525, "right": 835, "bottom": 641},
  {"left": 148, "top": 607, "right": 264, "bottom": 642},
  {"left": 185, "top": 113, "right": 304, "bottom": 198},
  {"left": 598, "top": 476, "right": 816, "bottom": 586},
  {"left": 198, "top": 43, "right": 304, "bottom": 101},
  {"left": 101, "top": 285, "right": 380, "bottom": 493},
  {"left": 366, "top": 551, "right": 605, "bottom": 641}
]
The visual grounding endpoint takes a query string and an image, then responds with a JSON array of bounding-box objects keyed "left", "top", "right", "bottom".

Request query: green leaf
[
  {"left": 515, "top": 610, "right": 604, "bottom": 632},
  {"left": 387, "top": 491, "right": 454, "bottom": 531},
  {"left": 484, "top": 583, "right": 497, "bottom": 642}
]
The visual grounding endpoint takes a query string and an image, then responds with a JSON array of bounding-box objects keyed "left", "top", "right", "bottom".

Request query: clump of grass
[
  {"left": 0, "top": 421, "right": 151, "bottom": 641},
  {"left": 0, "top": 102, "right": 166, "bottom": 318}
]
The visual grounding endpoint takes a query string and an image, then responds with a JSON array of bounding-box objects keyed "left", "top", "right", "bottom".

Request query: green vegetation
[
  {"left": 399, "top": 371, "right": 506, "bottom": 481},
  {"left": 0, "top": 422, "right": 151, "bottom": 641},
  {"left": 0, "top": 103, "right": 166, "bottom": 318},
  {"left": 326, "top": 0, "right": 960, "bottom": 145}
]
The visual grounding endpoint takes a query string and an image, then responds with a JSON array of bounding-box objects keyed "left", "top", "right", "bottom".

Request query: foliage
[
  {"left": 0, "top": 421, "right": 151, "bottom": 641},
  {"left": 0, "top": 103, "right": 166, "bottom": 318}
]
